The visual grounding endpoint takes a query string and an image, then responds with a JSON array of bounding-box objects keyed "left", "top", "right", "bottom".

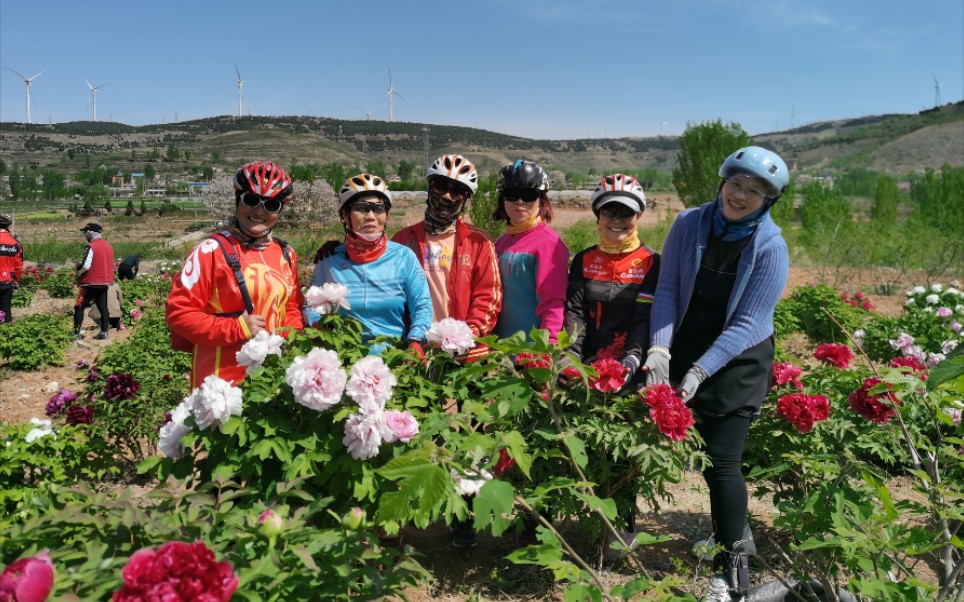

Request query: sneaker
[
  {"left": 604, "top": 526, "right": 639, "bottom": 561},
  {"left": 74, "top": 332, "right": 84, "bottom": 341},
  {"left": 94, "top": 331, "right": 108, "bottom": 340},
  {"left": 693, "top": 524, "right": 756, "bottom": 560},
  {"left": 451, "top": 518, "right": 477, "bottom": 549},
  {"left": 703, "top": 574, "right": 744, "bottom": 602}
]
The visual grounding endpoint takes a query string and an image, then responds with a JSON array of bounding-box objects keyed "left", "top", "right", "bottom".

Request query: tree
[
  {"left": 366, "top": 160, "right": 388, "bottom": 179},
  {"left": 799, "top": 181, "right": 851, "bottom": 233},
  {"left": 202, "top": 166, "right": 215, "bottom": 181},
  {"left": 672, "top": 120, "right": 751, "bottom": 208},
  {"left": 125, "top": 200, "right": 136, "bottom": 216},
  {"left": 41, "top": 170, "right": 67, "bottom": 200},
  {"left": 144, "top": 164, "right": 156, "bottom": 181},
  {"left": 397, "top": 160, "right": 417, "bottom": 182},
  {"left": 872, "top": 174, "right": 899, "bottom": 226},
  {"left": 469, "top": 172, "right": 502, "bottom": 241},
  {"left": 104, "top": 199, "right": 113, "bottom": 213}
]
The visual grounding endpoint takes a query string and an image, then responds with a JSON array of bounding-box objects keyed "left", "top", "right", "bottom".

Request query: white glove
[
  {"left": 642, "top": 346, "right": 671, "bottom": 386},
  {"left": 677, "top": 366, "right": 709, "bottom": 403}
]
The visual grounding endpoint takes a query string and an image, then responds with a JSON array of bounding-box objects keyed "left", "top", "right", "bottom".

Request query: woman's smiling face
[
  {"left": 597, "top": 202, "right": 641, "bottom": 246},
  {"left": 721, "top": 173, "right": 770, "bottom": 221}
]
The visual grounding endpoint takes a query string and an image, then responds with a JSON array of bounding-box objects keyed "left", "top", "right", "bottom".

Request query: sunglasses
[
  {"left": 239, "top": 191, "right": 284, "bottom": 213},
  {"left": 430, "top": 179, "right": 471, "bottom": 201},
  {"left": 600, "top": 205, "right": 637, "bottom": 219},
  {"left": 350, "top": 201, "right": 388, "bottom": 215},
  {"left": 502, "top": 189, "right": 542, "bottom": 203}
]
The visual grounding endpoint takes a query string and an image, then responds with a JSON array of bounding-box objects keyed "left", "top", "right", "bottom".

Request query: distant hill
[{"left": 0, "top": 102, "right": 960, "bottom": 177}]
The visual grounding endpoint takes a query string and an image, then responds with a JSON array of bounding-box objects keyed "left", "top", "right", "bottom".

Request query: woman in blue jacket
[
  {"left": 308, "top": 174, "right": 432, "bottom": 353},
  {"left": 644, "top": 147, "right": 790, "bottom": 602}
]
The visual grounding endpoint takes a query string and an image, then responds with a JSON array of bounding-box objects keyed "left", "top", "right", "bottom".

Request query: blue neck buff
[{"left": 711, "top": 193, "right": 774, "bottom": 241}]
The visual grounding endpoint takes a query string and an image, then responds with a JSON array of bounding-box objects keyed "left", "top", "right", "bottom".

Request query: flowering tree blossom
[
  {"left": 236, "top": 330, "right": 285, "bottom": 375},
  {"left": 189, "top": 376, "right": 243, "bottom": 431},
  {"left": 304, "top": 283, "right": 351, "bottom": 315},
  {"left": 284, "top": 347, "right": 347, "bottom": 411},
  {"left": 345, "top": 356, "right": 397, "bottom": 413},
  {"left": 426, "top": 318, "right": 476, "bottom": 356}
]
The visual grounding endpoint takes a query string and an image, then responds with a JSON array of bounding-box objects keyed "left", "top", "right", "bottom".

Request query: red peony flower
[
  {"left": 854, "top": 291, "right": 865, "bottom": 300},
  {"left": 772, "top": 362, "right": 804, "bottom": 389},
  {"left": 861, "top": 300, "right": 874, "bottom": 311},
  {"left": 0, "top": 550, "right": 54, "bottom": 602},
  {"left": 649, "top": 396, "right": 695, "bottom": 441},
  {"left": 66, "top": 404, "right": 94, "bottom": 425},
  {"left": 105, "top": 373, "right": 141, "bottom": 401},
  {"left": 889, "top": 356, "right": 928, "bottom": 380},
  {"left": 492, "top": 448, "right": 517, "bottom": 477},
  {"left": 848, "top": 376, "right": 898, "bottom": 424},
  {"left": 112, "top": 541, "right": 238, "bottom": 602},
  {"left": 776, "top": 393, "right": 830, "bottom": 434},
  {"left": 813, "top": 343, "right": 854, "bottom": 369},
  {"left": 839, "top": 292, "right": 849, "bottom": 300},
  {"left": 589, "top": 357, "right": 626, "bottom": 393},
  {"left": 561, "top": 366, "right": 582, "bottom": 380},
  {"left": 640, "top": 383, "right": 678, "bottom": 408},
  {"left": 515, "top": 352, "right": 552, "bottom": 370}
]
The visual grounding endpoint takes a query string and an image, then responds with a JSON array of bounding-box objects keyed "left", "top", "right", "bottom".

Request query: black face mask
[{"left": 424, "top": 190, "right": 465, "bottom": 234}]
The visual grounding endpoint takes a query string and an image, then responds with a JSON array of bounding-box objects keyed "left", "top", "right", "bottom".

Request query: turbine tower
[
  {"left": 236, "top": 64, "right": 245, "bottom": 117},
  {"left": 386, "top": 69, "right": 404, "bottom": 123},
  {"left": 5, "top": 67, "right": 43, "bottom": 124},
  {"left": 357, "top": 107, "right": 376, "bottom": 120},
  {"left": 659, "top": 121, "right": 669, "bottom": 136},
  {"left": 85, "top": 79, "right": 105, "bottom": 122},
  {"left": 932, "top": 74, "right": 943, "bottom": 108}
]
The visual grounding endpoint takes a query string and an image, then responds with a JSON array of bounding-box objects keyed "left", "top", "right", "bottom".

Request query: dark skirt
[{"left": 670, "top": 335, "right": 774, "bottom": 416}]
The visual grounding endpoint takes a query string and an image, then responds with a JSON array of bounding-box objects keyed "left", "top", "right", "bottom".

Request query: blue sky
[{"left": 1, "top": 0, "right": 962, "bottom": 139}]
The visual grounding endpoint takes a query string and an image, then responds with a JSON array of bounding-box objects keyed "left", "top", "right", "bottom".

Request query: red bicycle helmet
[{"left": 234, "top": 161, "right": 294, "bottom": 203}]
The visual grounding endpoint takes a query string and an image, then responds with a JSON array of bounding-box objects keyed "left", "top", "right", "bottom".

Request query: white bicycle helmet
[
  {"left": 338, "top": 174, "right": 392, "bottom": 211},
  {"left": 427, "top": 154, "right": 478, "bottom": 193},
  {"left": 719, "top": 146, "right": 789, "bottom": 197},
  {"left": 591, "top": 174, "right": 646, "bottom": 216}
]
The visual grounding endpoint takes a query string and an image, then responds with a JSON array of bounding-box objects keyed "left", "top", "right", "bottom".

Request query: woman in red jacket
[
  {"left": 0, "top": 214, "right": 23, "bottom": 324},
  {"left": 166, "top": 161, "right": 305, "bottom": 390}
]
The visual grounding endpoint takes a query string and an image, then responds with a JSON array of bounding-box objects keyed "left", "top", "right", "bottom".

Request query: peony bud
[
  {"left": 257, "top": 509, "right": 284, "bottom": 539},
  {"left": 342, "top": 507, "right": 365, "bottom": 531}
]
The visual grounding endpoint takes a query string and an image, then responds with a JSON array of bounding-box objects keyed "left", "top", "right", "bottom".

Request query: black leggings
[
  {"left": 696, "top": 410, "right": 752, "bottom": 554},
  {"left": 74, "top": 287, "right": 109, "bottom": 333}
]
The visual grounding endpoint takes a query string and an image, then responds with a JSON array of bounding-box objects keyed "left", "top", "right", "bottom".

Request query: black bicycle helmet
[{"left": 497, "top": 160, "right": 550, "bottom": 192}]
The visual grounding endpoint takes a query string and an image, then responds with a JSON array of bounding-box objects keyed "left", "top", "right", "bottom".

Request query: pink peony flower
[
  {"left": 133, "top": 299, "right": 143, "bottom": 307},
  {"left": 849, "top": 376, "right": 899, "bottom": 424},
  {"left": 426, "top": 318, "right": 476, "bottom": 356},
  {"left": 813, "top": 343, "right": 854, "bottom": 369},
  {"left": 951, "top": 321, "right": 962, "bottom": 334},
  {"left": 45, "top": 388, "right": 77, "bottom": 416},
  {"left": 889, "top": 333, "right": 915, "bottom": 351},
  {"left": 129, "top": 308, "right": 142, "bottom": 320},
  {"left": 342, "top": 411, "right": 386, "bottom": 460},
  {"left": 0, "top": 310, "right": 5, "bottom": 323},
  {"left": 236, "top": 330, "right": 285, "bottom": 375},
  {"left": 257, "top": 509, "right": 284, "bottom": 538},
  {"left": 188, "top": 376, "right": 243, "bottom": 431},
  {"left": 937, "top": 307, "right": 953, "bottom": 318},
  {"left": 112, "top": 541, "right": 238, "bottom": 602},
  {"left": 649, "top": 396, "right": 695, "bottom": 441},
  {"left": 284, "top": 347, "right": 347, "bottom": 411},
  {"left": 74, "top": 359, "right": 90, "bottom": 370},
  {"left": 589, "top": 357, "right": 626, "bottom": 393},
  {"left": 0, "top": 550, "right": 54, "bottom": 602},
  {"left": 382, "top": 409, "right": 419, "bottom": 443},
  {"left": 772, "top": 362, "right": 804, "bottom": 389},
  {"left": 345, "top": 356, "right": 397, "bottom": 413},
  {"left": 304, "top": 282, "right": 351, "bottom": 315},
  {"left": 861, "top": 300, "right": 874, "bottom": 311},
  {"left": 889, "top": 356, "right": 928, "bottom": 380}
]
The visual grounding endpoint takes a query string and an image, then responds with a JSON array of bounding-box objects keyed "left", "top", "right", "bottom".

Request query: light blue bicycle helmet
[{"left": 719, "top": 146, "right": 790, "bottom": 198}]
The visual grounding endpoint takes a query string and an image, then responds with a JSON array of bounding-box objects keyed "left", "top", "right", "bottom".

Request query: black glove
[{"left": 314, "top": 240, "right": 341, "bottom": 263}]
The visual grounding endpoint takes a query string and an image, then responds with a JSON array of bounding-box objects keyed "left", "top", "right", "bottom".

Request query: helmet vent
[
  {"left": 735, "top": 151, "right": 745, "bottom": 159},
  {"left": 768, "top": 165, "right": 779, "bottom": 174}
]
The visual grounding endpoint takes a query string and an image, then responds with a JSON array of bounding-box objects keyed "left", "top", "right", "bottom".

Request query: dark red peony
[
  {"left": 889, "top": 356, "right": 928, "bottom": 380},
  {"left": 492, "top": 448, "right": 517, "bottom": 477},
  {"left": 639, "top": 384, "right": 694, "bottom": 441},
  {"left": 112, "top": 541, "right": 238, "bottom": 602},
  {"left": 848, "top": 376, "right": 898, "bottom": 424},
  {"left": 105, "top": 373, "right": 141, "bottom": 401},
  {"left": 776, "top": 393, "right": 830, "bottom": 434},
  {"left": 813, "top": 343, "right": 854, "bottom": 369},
  {"left": 66, "top": 404, "right": 94, "bottom": 426}
]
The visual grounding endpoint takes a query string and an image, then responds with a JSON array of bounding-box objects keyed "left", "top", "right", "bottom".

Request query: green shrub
[
  {"left": 0, "top": 313, "right": 73, "bottom": 369},
  {"left": 781, "top": 284, "right": 867, "bottom": 343},
  {"left": 41, "top": 267, "right": 77, "bottom": 298}
]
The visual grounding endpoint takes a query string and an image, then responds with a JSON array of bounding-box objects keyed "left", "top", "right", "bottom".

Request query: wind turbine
[
  {"left": 235, "top": 64, "right": 245, "bottom": 117},
  {"left": 386, "top": 69, "right": 404, "bottom": 123},
  {"left": 932, "top": 74, "right": 943, "bottom": 108},
  {"left": 85, "top": 79, "right": 105, "bottom": 122},
  {"left": 5, "top": 67, "right": 43, "bottom": 124},
  {"left": 357, "top": 107, "right": 376, "bottom": 120},
  {"left": 659, "top": 121, "right": 669, "bottom": 136}
]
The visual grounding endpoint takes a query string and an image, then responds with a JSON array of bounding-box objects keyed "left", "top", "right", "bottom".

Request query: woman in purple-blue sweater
[{"left": 644, "top": 146, "right": 790, "bottom": 602}]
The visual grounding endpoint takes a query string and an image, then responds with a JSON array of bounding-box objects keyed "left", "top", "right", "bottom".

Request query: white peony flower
[
  {"left": 889, "top": 333, "right": 915, "bottom": 351},
  {"left": 911, "top": 286, "right": 926, "bottom": 295},
  {"left": 926, "top": 294, "right": 940, "bottom": 305},
  {"left": 426, "top": 318, "right": 477, "bottom": 356},
  {"left": 382, "top": 409, "right": 420, "bottom": 443},
  {"left": 924, "top": 307, "right": 934, "bottom": 313},
  {"left": 451, "top": 467, "right": 493, "bottom": 497},
  {"left": 158, "top": 400, "right": 193, "bottom": 459},
  {"left": 237, "top": 330, "right": 285, "bottom": 375},
  {"left": 342, "top": 411, "right": 387, "bottom": 461},
  {"left": 926, "top": 353, "right": 946, "bottom": 369},
  {"left": 190, "top": 375, "right": 243, "bottom": 431},
  {"left": 942, "top": 339, "right": 959, "bottom": 354},
  {"left": 947, "top": 287, "right": 961, "bottom": 296},
  {"left": 305, "top": 282, "right": 351, "bottom": 315},
  {"left": 931, "top": 283, "right": 943, "bottom": 293},
  {"left": 285, "top": 347, "right": 347, "bottom": 411},
  {"left": 25, "top": 418, "right": 54, "bottom": 443},
  {"left": 905, "top": 298, "right": 915, "bottom": 306},
  {"left": 346, "top": 356, "right": 397, "bottom": 413}
]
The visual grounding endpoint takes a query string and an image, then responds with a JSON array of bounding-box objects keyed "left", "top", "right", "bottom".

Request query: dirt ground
[{"left": 0, "top": 205, "right": 931, "bottom": 600}]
